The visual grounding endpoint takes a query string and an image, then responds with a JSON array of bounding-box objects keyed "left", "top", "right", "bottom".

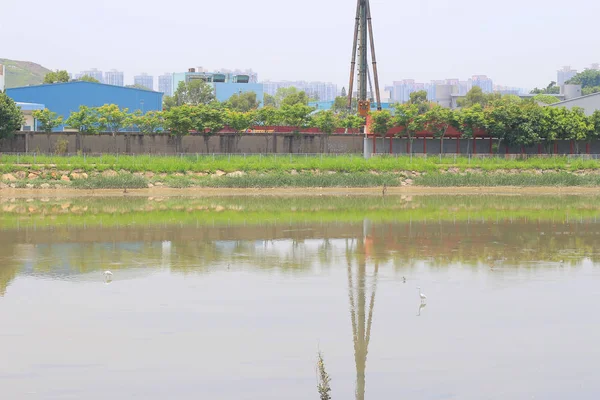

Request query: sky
[{"left": 2, "top": 0, "right": 599, "bottom": 90}]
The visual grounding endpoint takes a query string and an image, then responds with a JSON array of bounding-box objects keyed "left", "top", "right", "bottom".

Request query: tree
[
  {"left": 332, "top": 96, "right": 357, "bottom": 114},
  {"left": 191, "top": 104, "right": 225, "bottom": 153},
  {"left": 174, "top": 80, "right": 215, "bottom": 106},
  {"left": 340, "top": 114, "right": 365, "bottom": 131},
  {"left": 164, "top": 105, "right": 194, "bottom": 152},
  {"left": 96, "top": 104, "right": 132, "bottom": 135},
  {"left": 369, "top": 110, "right": 393, "bottom": 137},
  {"left": 32, "top": 109, "right": 63, "bottom": 133},
  {"left": 457, "top": 87, "right": 501, "bottom": 108},
  {"left": 394, "top": 103, "right": 422, "bottom": 150},
  {"left": 275, "top": 87, "right": 309, "bottom": 107},
  {"left": 533, "top": 94, "right": 560, "bottom": 105},
  {"left": 456, "top": 104, "right": 485, "bottom": 153},
  {"left": 0, "top": 92, "right": 24, "bottom": 138},
  {"left": 409, "top": 90, "right": 428, "bottom": 105},
  {"left": 312, "top": 110, "right": 339, "bottom": 135},
  {"left": 65, "top": 106, "right": 100, "bottom": 134},
  {"left": 134, "top": 111, "right": 164, "bottom": 134},
  {"left": 567, "top": 69, "right": 600, "bottom": 88},
  {"left": 530, "top": 81, "right": 560, "bottom": 95},
  {"left": 225, "top": 110, "right": 255, "bottom": 133},
  {"left": 79, "top": 75, "right": 100, "bottom": 83},
  {"left": 254, "top": 106, "right": 281, "bottom": 126},
  {"left": 263, "top": 93, "right": 277, "bottom": 107},
  {"left": 424, "top": 106, "right": 455, "bottom": 153},
  {"left": 279, "top": 103, "right": 314, "bottom": 130},
  {"left": 163, "top": 95, "right": 176, "bottom": 111},
  {"left": 226, "top": 91, "right": 259, "bottom": 112},
  {"left": 43, "top": 70, "right": 70, "bottom": 84}
]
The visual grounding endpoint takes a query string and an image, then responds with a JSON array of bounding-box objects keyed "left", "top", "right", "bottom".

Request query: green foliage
[
  {"left": 530, "top": 81, "right": 560, "bottom": 95},
  {"left": 70, "top": 174, "right": 148, "bottom": 189},
  {"left": 533, "top": 94, "right": 560, "bottom": 104},
  {"left": 424, "top": 106, "right": 455, "bottom": 150},
  {"left": 79, "top": 75, "right": 100, "bottom": 83},
  {"left": 225, "top": 109, "right": 255, "bottom": 133},
  {"left": 134, "top": 111, "right": 164, "bottom": 134},
  {"left": 312, "top": 110, "right": 339, "bottom": 135},
  {"left": 192, "top": 104, "right": 225, "bottom": 136},
  {"left": 263, "top": 93, "right": 276, "bottom": 107},
  {"left": 0, "top": 93, "right": 24, "bottom": 138},
  {"left": 394, "top": 103, "right": 422, "bottom": 140},
  {"left": 582, "top": 86, "right": 600, "bottom": 96},
  {"left": 332, "top": 96, "right": 357, "bottom": 114},
  {"left": 369, "top": 110, "right": 393, "bottom": 136},
  {"left": 254, "top": 106, "right": 281, "bottom": 126},
  {"left": 566, "top": 69, "right": 600, "bottom": 88},
  {"left": 162, "top": 95, "right": 176, "bottom": 111},
  {"left": 65, "top": 106, "right": 100, "bottom": 134},
  {"left": 43, "top": 70, "right": 70, "bottom": 84},
  {"left": 32, "top": 108, "right": 63, "bottom": 132},
  {"left": 275, "top": 87, "right": 309, "bottom": 107},
  {"left": 125, "top": 84, "right": 152, "bottom": 91},
  {"left": 174, "top": 80, "right": 216, "bottom": 106},
  {"left": 226, "top": 91, "right": 259, "bottom": 112},
  {"left": 340, "top": 114, "right": 365, "bottom": 130},
  {"left": 457, "top": 87, "right": 501, "bottom": 108},
  {"left": 0, "top": 58, "right": 51, "bottom": 88},
  {"left": 409, "top": 90, "right": 428, "bottom": 105},
  {"left": 414, "top": 172, "right": 600, "bottom": 187},
  {"left": 96, "top": 104, "right": 132, "bottom": 135},
  {"left": 279, "top": 103, "right": 314, "bottom": 129},
  {"left": 164, "top": 104, "right": 194, "bottom": 137}
]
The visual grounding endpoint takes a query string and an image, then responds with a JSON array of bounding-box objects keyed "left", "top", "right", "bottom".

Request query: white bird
[
  {"left": 104, "top": 271, "right": 113, "bottom": 278},
  {"left": 417, "top": 286, "right": 427, "bottom": 302}
]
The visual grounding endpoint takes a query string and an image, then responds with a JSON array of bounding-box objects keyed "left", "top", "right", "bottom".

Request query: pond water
[{"left": 1, "top": 195, "right": 600, "bottom": 400}]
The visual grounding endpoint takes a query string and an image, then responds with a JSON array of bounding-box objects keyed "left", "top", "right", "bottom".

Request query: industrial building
[
  {"left": 172, "top": 68, "right": 264, "bottom": 105},
  {"left": 5, "top": 81, "right": 163, "bottom": 131},
  {"left": 548, "top": 91, "right": 600, "bottom": 116}
]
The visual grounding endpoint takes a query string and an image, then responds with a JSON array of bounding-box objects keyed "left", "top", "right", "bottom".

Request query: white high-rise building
[
  {"left": 134, "top": 73, "right": 154, "bottom": 91},
  {"left": 77, "top": 68, "right": 104, "bottom": 83},
  {"left": 263, "top": 81, "right": 338, "bottom": 101},
  {"left": 104, "top": 70, "right": 124, "bottom": 86},
  {"left": 471, "top": 75, "right": 494, "bottom": 93},
  {"left": 158, "top": 73, "right": 173, "bottom": 96},
  {"left": 557, "top": 66, "right": 577, "bottom": 86}
]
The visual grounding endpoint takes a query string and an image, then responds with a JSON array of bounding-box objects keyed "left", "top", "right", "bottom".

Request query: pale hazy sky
[{"left": 2, "top": 0, "right": 599, "bottom": 90}]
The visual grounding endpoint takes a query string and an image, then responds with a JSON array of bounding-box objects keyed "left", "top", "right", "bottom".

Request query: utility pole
[{"left": 347, "top": 0, "right": 382, "bottom": 116}]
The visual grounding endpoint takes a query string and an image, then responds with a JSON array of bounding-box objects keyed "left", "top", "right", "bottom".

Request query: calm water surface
[{"left": 1, "top": 195, "right": 600, "bottom": 399}]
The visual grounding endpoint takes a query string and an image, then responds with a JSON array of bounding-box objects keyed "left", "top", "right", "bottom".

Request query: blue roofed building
[{"left": 6, "top": 81, "right": 163, "bottom": 131}]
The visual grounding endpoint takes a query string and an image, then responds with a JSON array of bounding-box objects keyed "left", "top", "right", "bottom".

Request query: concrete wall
[{"left": 1, "top": 132, "right": 364, "bottom": 154}]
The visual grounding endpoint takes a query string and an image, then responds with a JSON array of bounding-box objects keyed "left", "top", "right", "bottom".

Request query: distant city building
[
  {"left": 76, "top": 68, "right": 104, "bottom": 83},
  {"left": 263, "top": 81, "right": 338, "bottom": 102},
  {"left": 104, "top": 70, "right": 124, "bottom": 86},
  {"left": 134, "top": 73, "right": 154, "bottom": 91},
  {"left": 158, "top": 73, "right": 173, "bottom": 96},
  {"left": 216, "top": 68, "right": 258, "bottom": 83},
  {"left": 172, "top": 68, "right": 263, "bottom": 105},
  {"left": 471, "top": 75, "right": 494, "bottom": 93},
  {"left": 557, "top": 66, "right": 577, "bottom": 86}
]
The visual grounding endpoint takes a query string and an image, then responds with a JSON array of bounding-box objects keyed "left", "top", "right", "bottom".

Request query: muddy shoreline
[{"left": 1, "top": 186, "right": 600, "bottom": 198}]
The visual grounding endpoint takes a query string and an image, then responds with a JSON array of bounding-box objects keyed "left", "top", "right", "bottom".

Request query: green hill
[{"left": 0, "top": 58, "right": 52, "bottom": 88}]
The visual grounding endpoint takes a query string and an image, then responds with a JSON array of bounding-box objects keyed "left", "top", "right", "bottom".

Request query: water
[{"left": 1, "top": 195, "right": 600, "bottom": 399}]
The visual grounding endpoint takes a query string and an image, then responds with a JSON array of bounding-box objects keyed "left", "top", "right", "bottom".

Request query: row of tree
[{"left": 369, "top": 98, "right": 600, "bottom": 152}]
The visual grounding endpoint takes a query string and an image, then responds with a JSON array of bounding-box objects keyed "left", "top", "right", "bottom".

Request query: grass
[
  {"left": 414, "top": 172, "right": 600, "bottom": 187},
  {"left": 70, "top": 174, "right": 148, "bottom": 189},
  {"left": 2, "top": 154, "right": 600, "bottom": 174}
]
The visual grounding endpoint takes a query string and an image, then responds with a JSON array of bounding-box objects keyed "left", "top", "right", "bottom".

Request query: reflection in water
[
  {"left": 417, "top": 302, "right": 427, "bottom": 317},
  {"left": 347, "top": 221, "right": 379, "bottom": 400}
]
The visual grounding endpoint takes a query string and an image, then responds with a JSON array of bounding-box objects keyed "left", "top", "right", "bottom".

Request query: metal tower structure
[{"left": 347, "top": 0, "right": 382, "bottom": 116}]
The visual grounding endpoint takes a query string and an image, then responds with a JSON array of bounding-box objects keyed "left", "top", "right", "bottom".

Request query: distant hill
[{"left": 0, "top": 58, "right": 51, "bottom": 88}]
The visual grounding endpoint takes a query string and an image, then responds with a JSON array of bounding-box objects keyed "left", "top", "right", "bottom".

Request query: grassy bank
[{"left": 3, "top": 155, "right": 600, "bottom": 188}]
